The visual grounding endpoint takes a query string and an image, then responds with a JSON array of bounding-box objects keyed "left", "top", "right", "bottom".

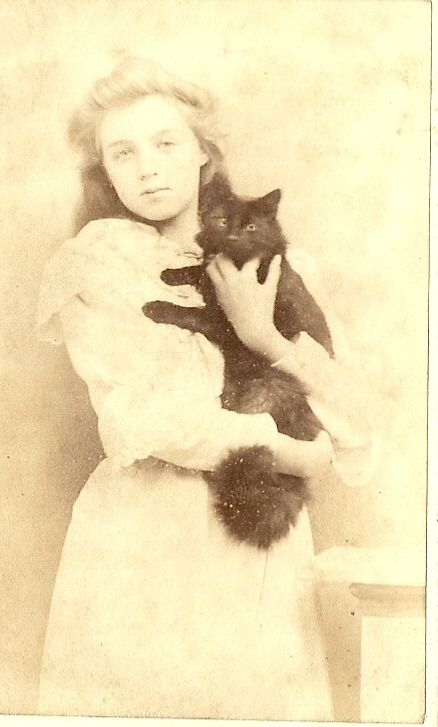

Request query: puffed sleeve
[
  {"left": 272, "top": 248, "right": 380, "bottom": 487},
  {"left": 37, "top": 219, "right": 279, "bottom": 471}
]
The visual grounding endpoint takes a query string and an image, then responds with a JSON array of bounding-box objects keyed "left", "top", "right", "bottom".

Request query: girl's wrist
[{"left": 249, "top": 327, "right": 291, "bottom": 363}]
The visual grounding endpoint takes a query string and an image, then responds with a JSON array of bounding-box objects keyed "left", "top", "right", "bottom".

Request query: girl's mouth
[{"left": 142, "top": 187, "right": 170, "bottom": 195}]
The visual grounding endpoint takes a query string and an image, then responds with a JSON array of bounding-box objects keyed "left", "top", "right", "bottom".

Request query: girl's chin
[{"left": 134, "top": 201, "right": 182, "bottom": 222}]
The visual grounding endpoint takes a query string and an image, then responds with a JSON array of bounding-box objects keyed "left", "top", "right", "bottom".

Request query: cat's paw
[{"left": 142, "top": 301, "right": 174, "bottom": 323}]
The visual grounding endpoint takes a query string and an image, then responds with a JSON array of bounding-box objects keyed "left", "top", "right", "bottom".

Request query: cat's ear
[
  {"left": 211, "top": 173, "right": 233, "bottom": 202},
  {"left": 199, "top": 173, "right": 232, "bottom": 219},
  {"left": 258, "top": 189, "right": 282, "bottom": 214}
]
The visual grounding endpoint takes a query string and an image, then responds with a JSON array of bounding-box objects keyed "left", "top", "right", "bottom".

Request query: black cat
[{"left": 143, "top": 174, "right": 334, "bottom": 549}]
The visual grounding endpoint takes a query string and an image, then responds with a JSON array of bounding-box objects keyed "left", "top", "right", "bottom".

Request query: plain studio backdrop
[{"left": 0, "top": 0, "right": 430, "bottom": 716}]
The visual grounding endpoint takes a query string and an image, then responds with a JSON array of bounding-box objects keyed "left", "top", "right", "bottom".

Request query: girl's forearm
[
  {"left": 262, "top": 329, "right": 372, "bottom": 446},
  {"left": 250, "top": 327, "right": 319, "bottom": 396},
  {"left": 251, "top": 328, "right": 291, "bottom": 365},
  {"left": 254, "top": 326, "right": 347, "bottom": 402}
]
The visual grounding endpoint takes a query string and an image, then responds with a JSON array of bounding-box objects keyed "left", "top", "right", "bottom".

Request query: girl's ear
[{"left": 199, "top": 150, "right": 209, "bottom": 167}]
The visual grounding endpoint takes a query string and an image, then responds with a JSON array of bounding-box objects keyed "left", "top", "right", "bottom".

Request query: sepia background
[{"left": 0, "top": 0, "right": 430, "bottom": 717}]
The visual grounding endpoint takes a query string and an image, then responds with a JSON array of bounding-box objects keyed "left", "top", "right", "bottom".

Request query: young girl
[{"left": 37, "top": 57, "right": 375, "bottom": 719}]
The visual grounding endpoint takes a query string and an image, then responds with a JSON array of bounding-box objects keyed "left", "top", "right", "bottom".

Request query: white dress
[{"left": 36, "top": 218, "right": 376, "bottom": 719}]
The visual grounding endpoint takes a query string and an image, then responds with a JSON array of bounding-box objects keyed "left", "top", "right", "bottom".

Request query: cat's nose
[{"left": 227, "top": 235, "right": 239, "bottom": 242}]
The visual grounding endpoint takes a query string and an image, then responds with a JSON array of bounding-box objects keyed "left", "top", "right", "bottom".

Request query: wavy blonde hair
[{"left": 69, "top": 57, "right": 225, "bottom": 231}]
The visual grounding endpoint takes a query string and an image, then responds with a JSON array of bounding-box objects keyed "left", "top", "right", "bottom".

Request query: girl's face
[{"left": 99, "top": 94, "right": 208, "bottom": 222}]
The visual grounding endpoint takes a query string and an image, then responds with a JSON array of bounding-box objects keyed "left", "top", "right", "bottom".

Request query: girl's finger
[
  {"left": 214, "top": 255, "right": 238, "bottom": 278},
  {"left": 264, "top": 255, "right": 282, "bottom": 287},
  {"left": 241, "top": 257, "right": 261, "bottom": 278},
  {"left": 206, "top": 260, "right": 224, "bottom": 285}
]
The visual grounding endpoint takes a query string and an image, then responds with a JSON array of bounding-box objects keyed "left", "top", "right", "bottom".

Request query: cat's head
[{"left": 198, "top": 175, "right": 286, "bottom": 266}]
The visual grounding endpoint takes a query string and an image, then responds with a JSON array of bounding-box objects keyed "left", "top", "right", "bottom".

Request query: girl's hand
[
  {"left": 206, "top": 254, "right": 283, "bottom": 354},
  {"left": 274, "top": 430, "right": 334, "bottom": 478}
]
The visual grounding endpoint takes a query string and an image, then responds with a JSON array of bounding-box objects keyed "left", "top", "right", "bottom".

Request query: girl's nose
[{"left": 136, "top": 147, "right": 159, "bottom": 180}]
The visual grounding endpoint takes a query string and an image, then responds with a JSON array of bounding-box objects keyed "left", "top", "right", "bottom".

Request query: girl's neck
[{"left": 156, "top": 199, "right": 200, "bottom": 251}]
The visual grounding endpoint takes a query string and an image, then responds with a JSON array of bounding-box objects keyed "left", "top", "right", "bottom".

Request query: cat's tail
[{"left": 208, "top": 445, "right": 310, "bottom": 550}]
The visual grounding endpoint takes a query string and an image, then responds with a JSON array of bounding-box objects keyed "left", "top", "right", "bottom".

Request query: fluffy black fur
[{"left": 142, "top": 174, "right": 334, "bottom": 549}]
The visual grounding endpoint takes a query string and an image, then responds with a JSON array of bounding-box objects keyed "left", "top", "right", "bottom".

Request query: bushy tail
[{"left": 208, "top": 446, "right": 310, "bottom": 550}]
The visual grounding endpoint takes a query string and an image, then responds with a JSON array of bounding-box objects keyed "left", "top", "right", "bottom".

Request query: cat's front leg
[
  {"left": 142, "top": 301, "right": 226, "bottom": 343},
  {"left": 161, "top": 265, "right": 203, "bottom": 287}
]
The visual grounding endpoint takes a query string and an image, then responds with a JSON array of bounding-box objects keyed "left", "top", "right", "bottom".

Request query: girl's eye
[
  {"left": 246, "top": 223, "right": 256, "bottom": 231},
  {"left": 158, "top": 140, "right": 177, "bottom": 149},
  {"left": 114, "top": 149, "right": 132, "bottom": 160}
]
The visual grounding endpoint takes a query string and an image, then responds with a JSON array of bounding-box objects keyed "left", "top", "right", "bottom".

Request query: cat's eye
[
  {"left": 246, "top": 223, "right": 256, "bottom": 231},
  {"left": 217, "top": 217, "right": 228, "bottom": 227}
]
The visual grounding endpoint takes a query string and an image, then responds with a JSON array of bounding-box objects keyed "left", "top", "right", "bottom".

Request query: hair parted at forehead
[{"left": 68, "top": 56, "right": 224, "bottom": 181}]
